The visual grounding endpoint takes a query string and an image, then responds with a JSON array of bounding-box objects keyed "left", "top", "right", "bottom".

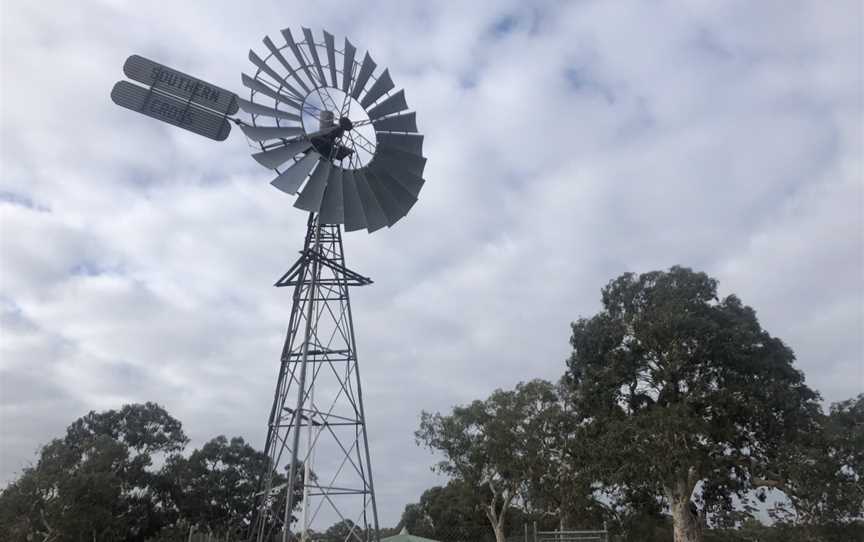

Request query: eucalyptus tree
[
  {"left": 0, "top": 403, "right": 188, "bottom": 541},
  {"left": 565, "top": 267, "right": 821, "bottom": 542},
  {"left": 160, "top": 435, "right": 284, "bottom": 536},
  {"left": 766, "top": 393, "right": 864, "bottom": 537},
  {"left": 400, "top": 480, "right": 516, "bottom": 542},
  {"left": 416, "top": 380, "right": 563, "bottom": 542}
]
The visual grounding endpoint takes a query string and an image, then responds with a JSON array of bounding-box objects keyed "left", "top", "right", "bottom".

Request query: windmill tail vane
[
  {"left": 112, "top": 54, "right": 240, "bottom": 141},
  {"left": 111, "top": 27, "right": 428, "bottom": 542}
]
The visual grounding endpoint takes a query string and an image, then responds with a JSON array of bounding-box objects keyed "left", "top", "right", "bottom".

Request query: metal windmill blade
[{"left": 240, "top": 28, "right": 427, "bottom": 233}]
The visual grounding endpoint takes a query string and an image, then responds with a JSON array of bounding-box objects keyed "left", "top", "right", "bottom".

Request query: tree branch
[
  {"left": 686, "top": 465, "right": 700, "bottom": 496},
  {"left": 751, "top": 478, "right": 787, "bottom": 492}
]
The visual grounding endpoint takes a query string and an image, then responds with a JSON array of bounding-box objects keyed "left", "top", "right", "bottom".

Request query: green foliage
[
  {"left": 321, "top": 519, "right": 364, "bottom": 542},
  {"left": 698, "top": 519, "right": 864, "bottom": 542},
  {"left": 602, "top": 487, "right": 671, "bottom": 541},
  {"left": 67, "top": 402, "right": 188, "bottom": 456},
  {"left": 519, "top": 381, "right": 608, "bottom": 531},
  {"left": 0, "top": 402, "right": 188, "bottom": 541},
  {"left": 399, "top": 480, "right": 515, "bottom": 542},
  {"left": 315, "top": 520, "right": 400, "bottom": 542},
  {"left": 0, "top": 404, "right": 291, "bottom": 541},
  {"left": 320, "top": 519, "right": 358, "bottom": 541},
  {"left": 416, "top": 380, "right": 575, "bottom": 541},
  {"left": 564, "top": 267, "right": 823, "bottom": 536},
  {"left": 766, "top": 393, "right": 864, "bottom": 531},
  {"left": 160, "top": 435, "right": 279, "bottom": 537}
]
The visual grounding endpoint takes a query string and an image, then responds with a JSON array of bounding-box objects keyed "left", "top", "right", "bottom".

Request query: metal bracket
[{"left": 275, "top": 247, "right": 373, "bottom": 287}]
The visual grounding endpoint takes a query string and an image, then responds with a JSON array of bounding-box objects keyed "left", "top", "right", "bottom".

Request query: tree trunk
[
  {"left": 484, "top": 480, "right": 513, "bottom": 542},
  {"left": 486, "top": 503, "right": 508, "bottom": 542},
  {"left": 492, "top": 523, "right": 506, "bottom": 542},
  {"left": 666, "top": 467, "right": 703, "bottom": 542},
  {"left": 670, "top": 498, "right": 702, "bottom": 542}
]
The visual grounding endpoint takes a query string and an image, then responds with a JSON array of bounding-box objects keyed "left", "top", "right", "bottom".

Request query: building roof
[{"left": 380, "top": 527, "right": 441, "bottom": 542}]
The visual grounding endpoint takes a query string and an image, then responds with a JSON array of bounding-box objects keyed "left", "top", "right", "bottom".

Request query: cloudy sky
[{"left": 1, "top": 0, "right": 861, "bottom": 528}]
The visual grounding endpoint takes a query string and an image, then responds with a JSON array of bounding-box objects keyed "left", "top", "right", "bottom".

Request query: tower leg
[{"left": 251, "top": 214, "right": 380, "bottom": 542}]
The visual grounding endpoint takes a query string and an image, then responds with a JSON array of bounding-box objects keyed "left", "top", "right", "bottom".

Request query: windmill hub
[{"left": 339, "top": 116, "right": 354, "bottom": 131}]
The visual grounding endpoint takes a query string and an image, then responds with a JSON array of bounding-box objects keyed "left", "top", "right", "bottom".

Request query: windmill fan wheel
[{"left": 238, "top": 27, "right": 426, "bottom": 233}]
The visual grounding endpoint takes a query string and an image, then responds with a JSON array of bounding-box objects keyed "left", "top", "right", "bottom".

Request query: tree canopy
[
  {"left": 0, "top": 404, "right": 294, "bottom": 541},
  {"left": 416, "top": 379, "right": 590, "bottom": 542},
  {"left": 160, "top": 435, "right": 275, "bottom": 537},
  {"left": 564, "top": 266, "right": 824, "bottom": 542},
  {"left": 765, "top": 393, "right": 864, "bottom": 537},
  {"left": 399, "top": 480, "right": 514, "bottom": 542},
  {"left": 0, "top": 402, "right": 188, "bottom": 541}
]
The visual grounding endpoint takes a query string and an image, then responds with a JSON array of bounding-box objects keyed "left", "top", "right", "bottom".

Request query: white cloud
[{"left": 1, "top": 0, "right": 861, "bottom": 528}]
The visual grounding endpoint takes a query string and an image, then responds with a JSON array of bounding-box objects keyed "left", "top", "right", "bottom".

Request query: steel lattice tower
[{"left": 251, "top": 214, "right": 380, "bottom": 542}]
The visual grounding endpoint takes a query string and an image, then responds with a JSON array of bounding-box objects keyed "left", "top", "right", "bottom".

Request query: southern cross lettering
[
  {"left": 110, "top": 80, "right": 231, "bottom": 141},
  {"left": 147, "top": 94, "right": 195, "bottom": 125},
  {"left": 151, "top": 66, "right": 221, "bottom": 103},
  {"left": 121, "top": 55, "right": 238, "bottom": 115}
]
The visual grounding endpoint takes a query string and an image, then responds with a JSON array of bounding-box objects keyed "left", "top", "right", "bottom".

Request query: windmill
[{"left": 112, "top": 28, "right": 426, "bottom": 542}]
